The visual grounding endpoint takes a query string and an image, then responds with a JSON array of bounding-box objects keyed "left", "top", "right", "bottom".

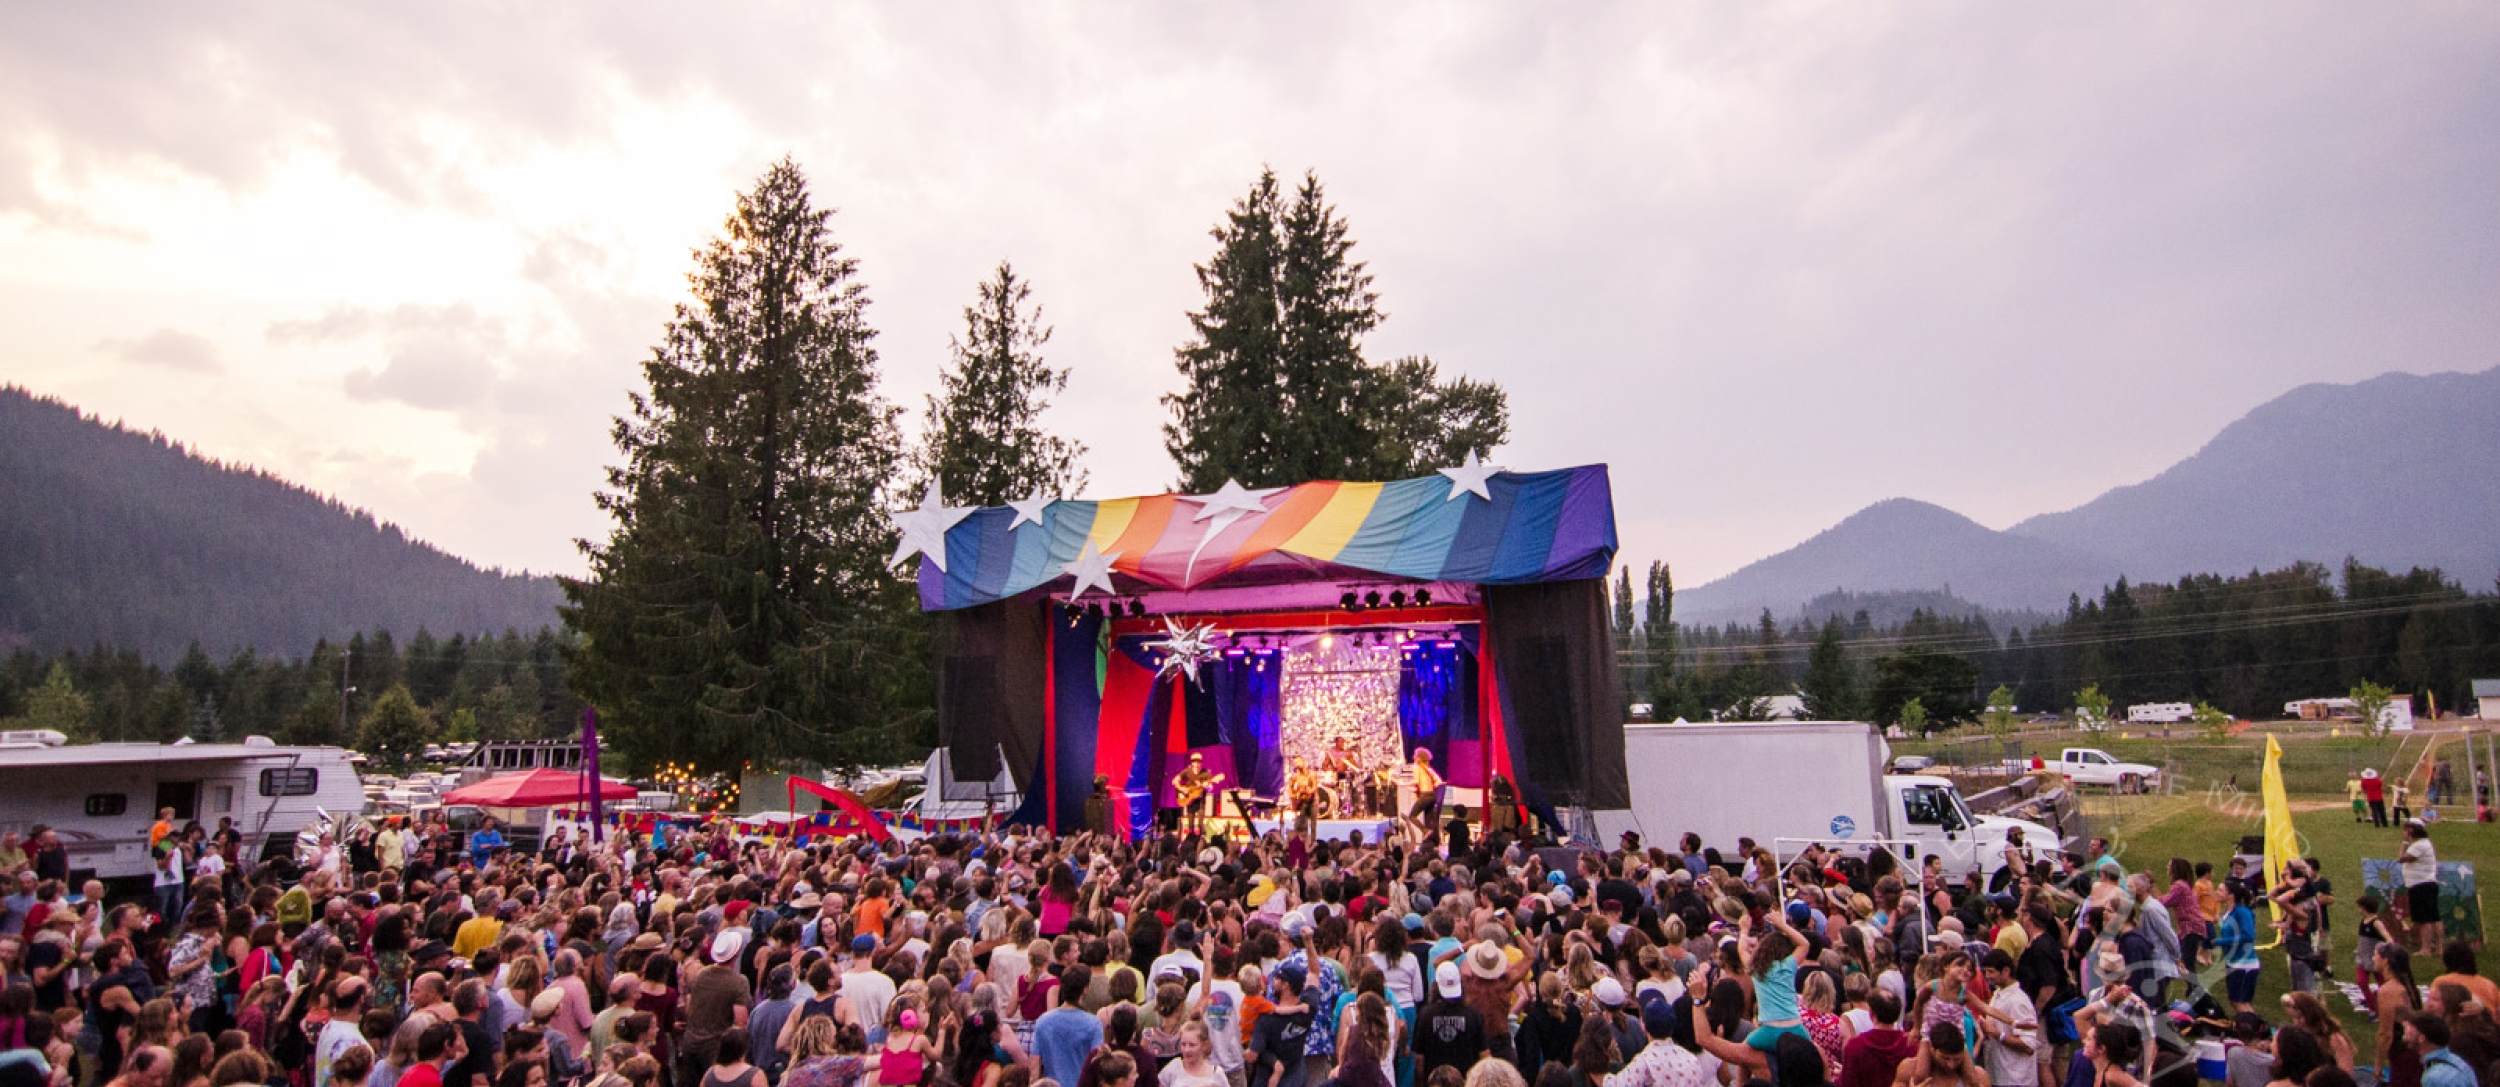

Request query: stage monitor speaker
[
  {"left": 940, "top": 655, "right": 1003, "bottom": 790},
  {"left": 1509, "top": 634, "right": 1585, "bottom": 804}
]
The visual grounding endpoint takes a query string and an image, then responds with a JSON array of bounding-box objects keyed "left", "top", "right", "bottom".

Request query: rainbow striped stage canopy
[{"left": 910, "top": 463, "right": 1618, "bottom": 611}]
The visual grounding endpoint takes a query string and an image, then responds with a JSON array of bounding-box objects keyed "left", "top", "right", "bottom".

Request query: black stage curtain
[
  {"left": 1485, "top": 578, "right": 1629, "bottom": 809},
  {"left": 934, "top": 597, "right": 1050, "bottom": 797}
]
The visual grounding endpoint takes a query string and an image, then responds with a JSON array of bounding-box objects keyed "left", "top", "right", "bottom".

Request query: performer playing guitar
[
  {"left": 1322, "top": 736, "right": 1362, "bottom": 817},
  {"left": 1286, "top": 756, "right": 1324, "bottom": 838},
  {"left": 1404, "top": 747, "right": 1443, "bottom": 842},
  {"left": 1172, "top": 752, "right": 1224, "bottom": 835}
]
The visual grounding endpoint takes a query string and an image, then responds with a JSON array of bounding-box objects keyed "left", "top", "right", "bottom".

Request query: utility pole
[{"left": 338, "top": 646, "right": 353, "bottom": 739}]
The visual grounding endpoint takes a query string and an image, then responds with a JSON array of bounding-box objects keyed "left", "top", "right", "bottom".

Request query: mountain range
[
  {"left": 1678, "top": 366, "right": 2500, "bottom": 627},
  {"left": 0, "top": 386, "right": 564, "bottom": 662}
]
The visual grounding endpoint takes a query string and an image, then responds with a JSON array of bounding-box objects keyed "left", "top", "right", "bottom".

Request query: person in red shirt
[
  {"left": 399, "top": 1019, "right": 462, "bottom": 1087},
  {"left": 1839, "top": 990, "right": 1920, "bottom": 1087},
  {"left": 2364, "top": 769, "right": 2390, "bottom": 827}
]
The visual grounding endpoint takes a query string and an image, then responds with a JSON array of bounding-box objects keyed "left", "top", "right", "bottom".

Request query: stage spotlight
[
  {"left": 1415, "top": 588, "right": 1431, "bottom": 606},
  {"left": 1341, "top": 591, "right": 1360, "bottom": 611},
  {"left": 1127, "top": 599, "right": 1147, "bottom": 618},
  {"left": 1388, "top": 589, "right": 1407, "bottom": 607},
  {"left": 1320, "top": 633, "right": 1334, "bottom": 650},
  {"left": 1364, "top": 590, "right": 1383, "bottom": 608}
]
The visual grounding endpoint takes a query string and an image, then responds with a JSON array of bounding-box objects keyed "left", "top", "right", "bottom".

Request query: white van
[{"left": 0, "top": 735, "right": 364, "bottom": 880}]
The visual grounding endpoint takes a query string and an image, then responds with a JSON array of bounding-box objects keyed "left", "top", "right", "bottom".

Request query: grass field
[{"left": 1898, "top": 724, "right": 2500, "bottom": 1044}]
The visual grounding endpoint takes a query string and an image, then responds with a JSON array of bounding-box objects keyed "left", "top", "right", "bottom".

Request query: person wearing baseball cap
[
  {"left": 1613, "top": 998, "right": 1702, "bottom": 1087},
  {"left": 841, "top": 934, "right": 897, "bottom": 1043},
  {"left": 1413, "top": 962, "right": 1487, "bottom": 1080}
]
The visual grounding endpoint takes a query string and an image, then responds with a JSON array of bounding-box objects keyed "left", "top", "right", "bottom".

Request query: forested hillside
[
  {"left": 0, "top": 386, "right": 563, "bottom": 661},
  {"left": 1624, "top": 559, "right": 2500, "bottom": 725},
  {"left": 0, "top": 628, "right": 584, "bottom": 749}
]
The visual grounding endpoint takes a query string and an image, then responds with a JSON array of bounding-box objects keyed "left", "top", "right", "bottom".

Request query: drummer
[{"left": 1323, "top": 735, "right": 1363, "bottom": 816}]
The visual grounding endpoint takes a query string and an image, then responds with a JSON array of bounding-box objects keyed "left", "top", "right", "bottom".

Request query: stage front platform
[{"left": 1248, "top": 817, "right": 1397, "bottom": 843}]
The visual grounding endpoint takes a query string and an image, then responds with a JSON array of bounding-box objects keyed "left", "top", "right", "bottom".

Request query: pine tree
[
  {"left": 563, "top": 158, "right": 924, "bottom": 776},
  {"left": 1166, "top": 169, "right": 1289, "bottom": 490},
  {"left": 1645, "top": 562, "right": 1679, "bottom": 712},
  {"left": 1612, "top": 568, "right": 1635, "bottom": 641},
  {"left": 1164, "top": 168, "right": 1506, "bottom": 489},
  {"left": 915, "top": 261, "right": 1087, "bottom": 505},
  {"left": 1799, "top": 617, "right": 1858, "bottom": 720},
  {"left": 1272, "top": 171, "right": 1381, "bottom": 484},
  {"left": 3, "top": 663, "right": 95, "bottom": 742},
  {"left": 359, "top": 684, "right": 435, "bottom": 769}
]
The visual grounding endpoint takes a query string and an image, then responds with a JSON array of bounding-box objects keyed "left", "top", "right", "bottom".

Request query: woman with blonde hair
[
  {"left": 1799, "top": 970, "right": 1854, "bottom": 1078},
  {"left": 1563, "top": 944, "right": 1603, "bottom": 996},
  {"left": 1462, "top": 1060, "right": 1526, "bottom": 1087},
  {"left": 784, "top": 1019, "right": 869, "bottom": 1087}
]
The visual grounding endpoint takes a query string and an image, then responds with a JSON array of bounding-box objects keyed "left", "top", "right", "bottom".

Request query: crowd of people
[{"left": 0, "top": 802, "right": 2494, "bottom": 1087}]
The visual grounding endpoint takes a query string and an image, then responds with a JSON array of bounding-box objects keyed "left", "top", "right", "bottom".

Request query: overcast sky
[{"left": 3, "top": 4, "right": 2496, "bottom": 586}]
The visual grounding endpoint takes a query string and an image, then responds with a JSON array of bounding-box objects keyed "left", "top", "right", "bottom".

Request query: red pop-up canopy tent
[{"left": 443, "top": 769, "right": 638, "bottom": 808}]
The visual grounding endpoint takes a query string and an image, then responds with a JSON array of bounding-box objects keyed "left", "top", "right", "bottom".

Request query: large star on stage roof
[
  {"left": 1437, "top": 450, "right": 1502, "bottom": 502},
  {"left": 1006, "top": 489, "right": 1055, "bottom": 531},
  {"left": 889, "top": 483, "right": 975, "bottom": 572},
  {"left": 1061, "top": 539, "right": 1122, "bottom": 601},
  {"left": 1146, "top": 617, "right": 1222, "bottom": 685}
]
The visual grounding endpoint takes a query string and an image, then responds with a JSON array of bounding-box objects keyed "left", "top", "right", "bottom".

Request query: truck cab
[{"left": 1884, "top": 774, "right": 2056, "bottom": 880}]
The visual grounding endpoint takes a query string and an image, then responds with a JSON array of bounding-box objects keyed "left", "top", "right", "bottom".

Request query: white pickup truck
[{"left": 2055, "top": 747, "right": 2162, "bottom": 793}]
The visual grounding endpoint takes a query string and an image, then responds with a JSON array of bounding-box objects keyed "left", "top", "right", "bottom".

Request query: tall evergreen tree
[
  {"left": 1612, "top": 567, "right": 1635, "bottom": 641},
  {"left": 358, "top": 684, "right": 435, "bottom": 770},
  {"left": 3, "top": 663, "right": 94, "bottom": 742},
  {"left": 1166, "top": 170, "right": 1288, "bottom": 490},
  {"left": 563, "top": 158, "right": 923, "bottom": 776},
  {"left": 1645, "top": 562, "right": 1679, "bottom": 711},
  {"left": 1799, "top": 617, "right": 1859, "bottom": 720},
  {"left": 1164, "top": 168, "right": 1507, "bottom": 489},
  {"left": 915, "top": 261, "right": 1087, "bottom": 505}
]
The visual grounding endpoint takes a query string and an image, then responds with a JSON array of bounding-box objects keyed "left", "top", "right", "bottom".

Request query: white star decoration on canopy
[
  {"left": 1006, "top": 490, "right": 1055, "bottom": 531},
  {"left": 1180, "top": 478, "right": 1278, "bottom": 584},
  {"left": 1437, "top": 450, "right": 1501, "bottom": 502},
  {"left": 1145, "top": 617, "right": 1222, "bottom": 684},
  {"left": 889, "top": 484, "right": 975, "bottom": 572},
  {"left": 1061, "top": 539, "right": 1121, "bottom": 601},
  {"left": 1188, "top": 479, "right": 1272, "bottom": 522}
]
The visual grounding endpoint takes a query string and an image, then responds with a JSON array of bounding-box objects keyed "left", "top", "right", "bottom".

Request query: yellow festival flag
[{"left": 2257, "top": 733, "right": 2299, "bottom": 948}]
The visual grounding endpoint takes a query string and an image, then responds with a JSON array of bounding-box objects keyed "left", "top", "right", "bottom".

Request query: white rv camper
[{"left": 0, "top": 734, "right": 363, "bottom": 880}]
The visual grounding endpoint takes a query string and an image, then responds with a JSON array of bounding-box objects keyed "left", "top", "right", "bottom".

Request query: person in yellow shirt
[
  {"left": 1991, "top": 895, "right": 2031, "bottom": 957},
  {"left": 454, "top": 893, "right": 507, "bottom": 959},
  {"left": 2349, "top": 773, "right": 2367, "bottom": 823}
]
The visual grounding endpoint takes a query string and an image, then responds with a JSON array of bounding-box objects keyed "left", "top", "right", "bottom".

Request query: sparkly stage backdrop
[{"left": 1280, "top": 638, "right": 1403, "bottom": 771}]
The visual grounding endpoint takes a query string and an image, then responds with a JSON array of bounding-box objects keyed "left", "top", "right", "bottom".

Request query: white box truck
[{"left": 1590, "top": 720, "right": 2059, "bottom": 881}]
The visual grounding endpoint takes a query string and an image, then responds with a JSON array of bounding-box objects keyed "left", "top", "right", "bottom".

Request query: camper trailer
[{"left": 0, "top": 734, "right": 364, "bottom": 881}]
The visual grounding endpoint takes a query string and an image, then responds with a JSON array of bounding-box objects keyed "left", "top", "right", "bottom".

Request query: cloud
[
  {"left": 94, "top": 328, "right": 221, "bottom": 373},
  {"left": 343, "top": 345, "right": 497, "bottom": 411},
  {"left": 6, "top": 4, "right": 2499, "bottom": 582}
]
